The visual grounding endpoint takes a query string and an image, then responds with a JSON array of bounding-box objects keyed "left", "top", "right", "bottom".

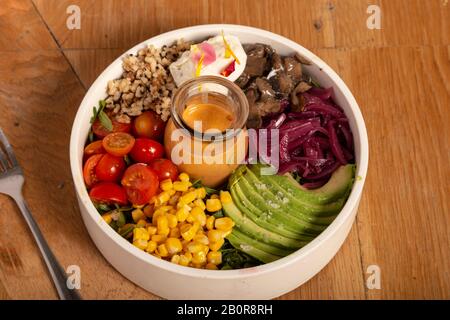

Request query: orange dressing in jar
[{"left": 164, "top": 76, "right": 249, "bottom": 188}]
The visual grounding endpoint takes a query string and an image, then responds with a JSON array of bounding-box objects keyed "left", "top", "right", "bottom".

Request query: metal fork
[{"left": 0, "top": 128, "right": 81, "bottom": 300}]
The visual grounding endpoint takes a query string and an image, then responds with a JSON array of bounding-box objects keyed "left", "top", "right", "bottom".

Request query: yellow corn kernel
[
  {"left": 146, "top": 240, "right": 157, "bottom": 253},
  {"left": 206, "top": 216, "right": 215, "bottom": 230},
  {"left": 196, "top": 187, "right": 206, "bottom": 199},
  {"left": 166, "top": 214, "right": 178, "bottom": 228},
  {"left": 102, "top": 213, "right": 112, "bottom": 224},
  {"left": 132, "top": 208, "right": 145, "bottom": 222},
  {"left": 147, "top": 226, "right": 157, "bottom": 236},
  {"left": 169, "top": 189, "right": 176, "bottom": 196},
  {"left": 151, "top": 209, "right": 165, "bottom": 225},
  {"left": 156, "top": 191, "right": 171, "bottom": 205},
  {"left": 159, "top": 205, "right": 174, "bottom": 212},
  {"left": 168, "top": 192, "right": 181, "bottom": 205},
  {"left": 220, "top": 191, "right": 232, "bottom": 204},
  {"left": 192, "top": 251, "right": 207, "bottom": 264},
  {"left": 160, "top": 179, "right": 173, "bottom": 191},
  {"left": 171, "top": 254, "right": 180, "bottom": 264},
  {"left": 207, "top": 251, "right": 222, "bottom": 265},
  {"left": 193, "top": 233, "right": 209, "bottom": 246},
  {"left": 205, "top": 263, "right": 218, "bottom": 270},
  {"left": 193, "top": 199, "right": 206, "bottom": 211},
  {"left": 169, "top": 227, "right": 181, "bottom": 238},
  {"left": 157, "top": 215, "right": 169, "bottom": 231},
  {"left": 211, "top": 194, "right": 219, "bottom": 199},
  {"left": 190, "top": 206, "right": 206, "bottom": 226},
  {"left": 215, "top": 217, "right": 235, "bottom": 231},
  {"left": 133, "top": 239, "right": 148, "bottom": 250},
  {"left": 207, "top": 229, "right": 225, "bottom": 243},
  {"left": 178, "top": 172, "right": 190, "bottom": 182},
  {"left": 166, "top": 237, "right": 183, "bottom": 255},
  {"left": 151, "top": 234, "right": 167, "bottom": 244},
  {"left": 133, "top": 227, "right": 150, "bottom": 241},
  {"left": 186, "top": 242, "right": 204, "bottom": 254},
  {"left": 143, "top": 204, "right": 154, "bottom": 218},
  {"left": 173, "top": 181, "right": 190, "bottom": 192},
  {"left": 209, "top": 238, "right": 225, "bottom": 251},
  {"left": 180, "top": 224, "right": 195, "bottom": 241},
  {"left": 206, "top": 199, "right": 222, "bottom": 212},
  {"left": 156, "top": 244, "right": 169, "bottom": 257},
  {"left": 136, "top": 219, "right": 147, "bottom": 228},
  {"left": 178, "top": 254, "right": 190, "bottom": 266},
  {"left": 180, "top": 191, "right": 197, "bottom": 204},
  {"left": 176, "top": 207, "right": 189, "bottom": 222},
  {"left": 191, "top": 263, "right": 205, "bottom": 269},
  {"left": 158, "top": 227, "right": 170, "bottom": 237}
]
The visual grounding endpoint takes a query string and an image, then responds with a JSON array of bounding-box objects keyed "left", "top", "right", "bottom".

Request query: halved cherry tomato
[
  {"left": 83, "top": 154, "right": 103, "bottom": 188},
  {"left": 95, "top": 153, "right": 126, "bottom": 182},
  {"left": 103, "top": 132, "right": 135, "bottom": 157},
  {"left": 149, "top": 158, "right": 178, "bottom": 181},
  {"left": 89, "top": 182, "right": 128, "bottom": 206},
  {"left": 121, "top": 164, "right": 159, "bottom": 205},
  {"left": 84, "top": 140, "right": 105, "bottom": 162},
  {"left": 129, "top": 138, "right": 164, "bottom": 164},
  {"left": 92, "top": 119, "right": 132, "bottom": 139},
  {"left": 133, "top": 111, "right": 165, "bottom": 140}
]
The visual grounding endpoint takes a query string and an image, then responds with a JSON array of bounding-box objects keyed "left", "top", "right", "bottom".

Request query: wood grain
[{"left": 0, "top": 0, "right": 448, "bottom": 299}]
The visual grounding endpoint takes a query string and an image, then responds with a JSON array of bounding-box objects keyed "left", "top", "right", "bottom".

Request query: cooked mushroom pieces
[
  {"left": 240, "top": 43, "right": 274, "bottom": 79},
  {"left": 290, "top": 81, "right": 312, "bottom": 110}
]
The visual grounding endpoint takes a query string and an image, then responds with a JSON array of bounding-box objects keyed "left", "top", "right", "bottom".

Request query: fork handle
[{"left": 13, "top": 194, "right": 81, "bottom": 300}]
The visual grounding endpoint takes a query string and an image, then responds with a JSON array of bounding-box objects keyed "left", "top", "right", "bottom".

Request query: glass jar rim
[{"left": 170, "top": 75, "right": 249, "bottom": 142}]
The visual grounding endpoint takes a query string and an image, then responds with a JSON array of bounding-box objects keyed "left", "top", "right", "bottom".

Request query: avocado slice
[
  {"left": 252, "top": 164, "right": 355, "bottom": 205},
  {"left": 243, "top": 168, "right": 339, "bottom": 225},
  {"left": 236, "top": 174, "right": 327, "bottom": 234},
  {"left": 222, "top": 198, "right": 305, "bottom": 250},
  {"left": 227, "top": 232, "right": 283, "bottom": 264},
  {"left": 230, "top": 228, "right": 295, "bottom": 257},
  {"left": 231, "top": 185, "right": 313, "bottom": 240}
]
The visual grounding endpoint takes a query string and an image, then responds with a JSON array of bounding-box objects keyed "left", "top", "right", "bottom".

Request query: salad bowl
[{"left": 70, "top": 24, "right": 369, "bottom": 299}]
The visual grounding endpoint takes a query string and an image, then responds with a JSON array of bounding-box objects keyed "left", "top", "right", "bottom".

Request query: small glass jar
[{"left": 164, "top": 76, "right": 249, "bottom": 188}]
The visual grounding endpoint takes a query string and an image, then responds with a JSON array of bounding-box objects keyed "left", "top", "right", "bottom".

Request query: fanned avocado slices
[{"left": 223, "top": 164, "right": 355, "bottom": 263}]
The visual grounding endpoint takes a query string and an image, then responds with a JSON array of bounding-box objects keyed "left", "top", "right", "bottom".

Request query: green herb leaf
[
  {"left": 98, "top": 110, "right": 113, "bottom": 132},
  {"left": 95, "top": 203, "right": 112, "bottom": 213},
  {"left": 90, "top": 106, "right": 98, "bottom": 124},
  {"left": 212, "top": 210, "right": 224, "bottom": 218},
  {"left": 88, "top": 129, "right": 94, "bottom": 143},
  {"left": 124, "top": 155, "right": 131, "bottom": 166}
]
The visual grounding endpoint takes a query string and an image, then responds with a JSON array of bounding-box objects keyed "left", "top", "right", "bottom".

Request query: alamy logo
[
  {"left": 366, "top": 264, "right": 381, "bottom": 290},
  {"left": 66, "top": 265, "right": 81, "bottom": 290},
  {"left": 66, "top": 5, "right": 81, "bottom": 30},
  {"left": 366, "top": 5, "right": 381, "bottom": 30}
]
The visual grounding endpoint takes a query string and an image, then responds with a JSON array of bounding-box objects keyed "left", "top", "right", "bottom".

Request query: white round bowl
[{"left": 70, "top": 24, "right": 369, "bottom": 299}]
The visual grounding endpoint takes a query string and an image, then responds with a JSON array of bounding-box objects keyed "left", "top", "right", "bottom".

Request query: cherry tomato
[
  {"left": 103, "top": 132, "right": 135, "bottom": 157},
  {"left": 129, "top": 138, "right": 164, "bottom": 164},
  {"left": 121, "top": 164, "right": 159, "bottom": 205},
  {"left": 84, "top": 140, "right": 105, "bottom": 162},
  {"left": 133, "top": 111, "right": 165, "bottom": 140},
  {"left": 92, "top": 119, "right": 132, "bottom": 139},
  {"left": 95, "top": 153, "right": 126, "bottom": 182},
  {"left": 89, "top": 182, "right": 128, "bottom": 206},
  {"left": 83, "top": 154, "right": 103, "bottom": 188},
  {"left": 149, "top": 158, "right": 178, "bottom": 181}
]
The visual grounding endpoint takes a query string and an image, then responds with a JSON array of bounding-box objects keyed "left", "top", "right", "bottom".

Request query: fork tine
[
  {"left": 0, "top": 128, "right": 19, "bottom": 167},
  {"left": 0, "top": 146, "right": 9, "bottom": 171}
]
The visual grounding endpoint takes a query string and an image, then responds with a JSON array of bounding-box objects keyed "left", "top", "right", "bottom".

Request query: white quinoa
[{"left": 104, "top": 39, "right": 191, "bottom": 123}]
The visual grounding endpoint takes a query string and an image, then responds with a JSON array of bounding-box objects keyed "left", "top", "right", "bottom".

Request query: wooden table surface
[{"left": 0, "top": 0, "right": 448, "bottom": 300}]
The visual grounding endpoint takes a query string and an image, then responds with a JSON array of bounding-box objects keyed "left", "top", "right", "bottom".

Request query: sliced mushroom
[
  {"left": 284, "top": 56, "right": 303, "bottom": 83},
  {"left": 290, "top": 81, "right": 312, "bottom": 109},
  {"left": 294, "top": 52, "right": 312, "bottom": 65},
  {"left": 269, "top": 72, "right": 294, "bottom": 96},
  {"left": 255, "top": 78, "right": 276, "bottom": 102},
  {"left": 245, "top": 87, "right": 263, "bottom": 129},
  {"left": 257, "top": 99, "right": 283, "bottom": 117}
]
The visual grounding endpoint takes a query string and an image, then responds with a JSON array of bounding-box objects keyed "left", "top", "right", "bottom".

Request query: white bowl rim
[{"left": 70, "top": 24, "right": 369, "bottom": 280}]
